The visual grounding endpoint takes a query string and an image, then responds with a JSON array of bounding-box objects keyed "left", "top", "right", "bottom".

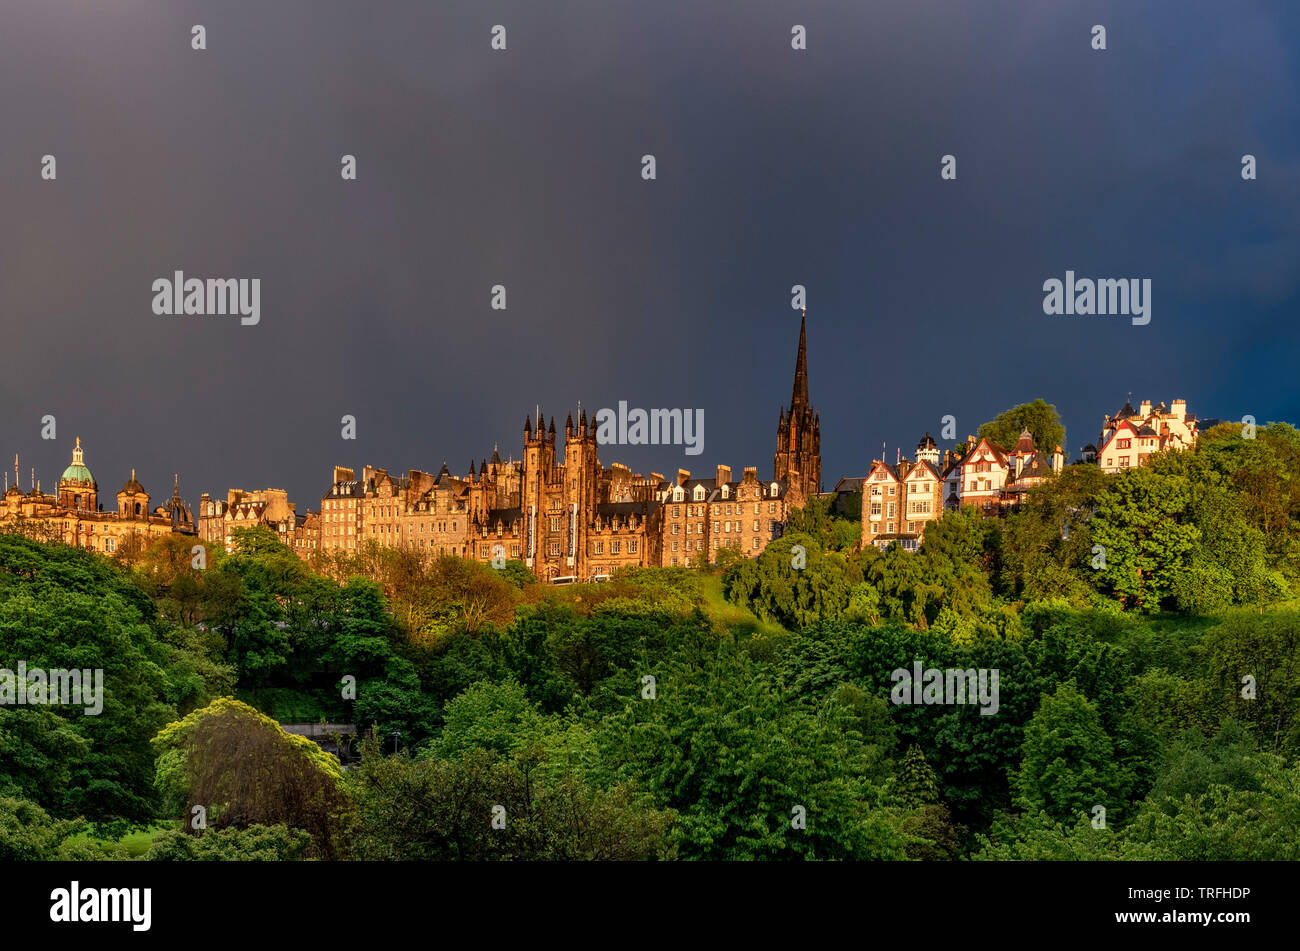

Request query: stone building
[
  {"left": 308, "top": 315, "right": 822, "bottom": 581},
  {"left": 0, "top": 439, "right": 195, "bottom": 552},
  {"left": 656, "top": 465, "right": 795, "bottom": 567},
  {"left": 861, "top": 434, "right": 946, "bottom": 551},
  {"left": 941, "top": 430, "right": 1064, "bottom": 514},
  {"left": 198, "top": 487, "right": 299, "bottom": 553},
  {"left": 1084, "top": 398, "right": 1199, "bottom": 473}
]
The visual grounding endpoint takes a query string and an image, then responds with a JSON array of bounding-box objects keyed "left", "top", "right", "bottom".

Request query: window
[
  {"left": 1117, "top": 438, "right": 1131, "bottom": 449},
  {"left": 595, "top": 541, "right": 603, "bottom": 554},
  {"left": 753, "top": 520, "right": 759, "bottom": 531},
  {"left": 1119, "top": 456, "right": 1130, "bottom": 468},
  {"left": 629, "top": 540, "right": 638, "bottom": 553},
  {"left": 672, "top": 524, "right": 679, "bottom": 535},
  {"left": 672, "top": 541, "right": 678, "bottom": 552},
  {"left": 611, "top": 540, "right": 621, "bottom": 554},
  {"left": 673, "top": 506, "right": 680, "bottom": 518},
  {"left": 870, "top": 502, "right": 881, "bottom": 515},
  {"left": 753, "top": 538, "right": 760, "bottom": 549},
  {"left": 768, "top": 502, "right": 776, "bottom": 514}
]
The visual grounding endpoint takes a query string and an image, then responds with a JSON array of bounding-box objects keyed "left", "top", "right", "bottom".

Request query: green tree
[
  {"left": 1090, "top": 467, "right": 1199, "bottom": 610},
  {"left": 1013, "top": 681, "right": 1125, "bottom": 824},
  {"left": 151, "top": 697, "right": 353, "bottom": 859},
  {"left": 978, "top": 399, "right": 1065, "bottom": 454}
]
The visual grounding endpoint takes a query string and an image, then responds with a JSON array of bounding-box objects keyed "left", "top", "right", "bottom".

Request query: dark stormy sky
[{"left": 1, "top": 1, "right": 1297, "bottom": 512}]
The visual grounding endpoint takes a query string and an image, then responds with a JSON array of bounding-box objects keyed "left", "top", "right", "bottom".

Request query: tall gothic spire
[
  {"left": 773, "top": 309, "right": 822, "bottom": 499},
  {"left": 789, "top": 309, "right": 809, "bottom": 415}
]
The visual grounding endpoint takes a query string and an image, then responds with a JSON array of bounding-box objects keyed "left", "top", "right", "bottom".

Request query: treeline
[{"left": 2, "top": 421, "right": 1298, "bottom": 861}]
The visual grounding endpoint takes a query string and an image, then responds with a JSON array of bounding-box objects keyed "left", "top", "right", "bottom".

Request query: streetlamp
[{"left": 392, "top": 730, "right": 402, "bottom": 755}]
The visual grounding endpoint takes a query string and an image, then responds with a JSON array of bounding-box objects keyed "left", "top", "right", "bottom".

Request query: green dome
[
  {"left": 60, "top": 439, "right": 95, "bottom": 485},
  {"left": 61, "top": 463, "right": 94, "bottom": 483}
]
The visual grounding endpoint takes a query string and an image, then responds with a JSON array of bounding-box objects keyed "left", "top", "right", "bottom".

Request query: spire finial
[{"left": 789, "top": 309, "right": 810, "bottom": 414}]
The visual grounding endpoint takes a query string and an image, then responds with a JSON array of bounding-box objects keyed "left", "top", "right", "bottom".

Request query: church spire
[{"left": 789, "top": 309, "right": 809, "bottom": 414}]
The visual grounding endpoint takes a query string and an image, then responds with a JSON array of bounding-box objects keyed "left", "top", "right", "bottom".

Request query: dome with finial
[
  {"left": 120, "top": 468, "right": 145, "bottom": 495},
  {"left": 60, "top": 437, "right": 95, "bottom": 485}
]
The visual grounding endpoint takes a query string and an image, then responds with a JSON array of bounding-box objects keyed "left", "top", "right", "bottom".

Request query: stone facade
[
  {"left": 305, "top": 317, "right": 821, "bottom": 581},
  {"left": 941, "top": 430, "right": 1064, "bottom": 514},
  {"left": 198, "top": 487, "right": 299, "bottom": 553},
  {"left": 862, "top": 435, "right": 946, "bottom": 551},
  {"left": 0, "top": 439, "right": 195, "bottom": 553}
]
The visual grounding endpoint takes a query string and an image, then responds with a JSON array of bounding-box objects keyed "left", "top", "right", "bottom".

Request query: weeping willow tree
[{"left": 152, "top": 697, "right": 353, "bottom": 859}]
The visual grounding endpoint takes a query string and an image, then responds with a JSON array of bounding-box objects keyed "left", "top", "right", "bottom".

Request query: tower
[
  {"left": 117, "top": 468, "right": 150, "bottom": 519},
  {"left": 773, "top": 311, "right": 822, "bottom": 501},
  {"left": 58, "top": 437, "right": 98, "bottom": 512},
  {"left": 916, "top": 433, "right": 940, "bottom": 468},
  {"left": 562, "top": 409, "right": 600, "bottom": 577},
  {"left": 521, "top": 409, "right": 555, "bottom": 568}
]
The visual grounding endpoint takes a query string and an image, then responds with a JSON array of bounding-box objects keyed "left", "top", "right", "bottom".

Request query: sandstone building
[
  {"left": 862, "top": 434, "right": 946, "bottom": 551},
  {"left": 198, "top": 488, "right": 302, "bottom": 553},
  {"left": 309, "top": 317, "right": 820, "bottom": 580},
  {"left": 0, "top": 439, "right": 195, "bottom": 552}
]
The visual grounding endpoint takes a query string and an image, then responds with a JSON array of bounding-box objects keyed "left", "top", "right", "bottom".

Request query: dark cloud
[{"left": 1, "top": 1, "right": 1296, "bottom": 508}]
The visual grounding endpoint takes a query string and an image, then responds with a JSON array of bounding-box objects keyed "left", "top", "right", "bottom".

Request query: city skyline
[{"left": 2, "top": 1, "right": 1296, "bottom": 520}]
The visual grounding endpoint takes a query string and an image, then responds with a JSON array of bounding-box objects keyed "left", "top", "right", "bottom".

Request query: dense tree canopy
[{"left": 3, "top": 418, "right": 1299, "bottom": 861}]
